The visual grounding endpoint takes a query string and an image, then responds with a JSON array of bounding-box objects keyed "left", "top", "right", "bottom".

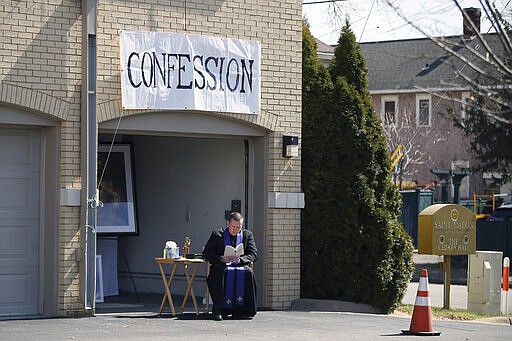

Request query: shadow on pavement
[{"left": 95, "top": 292, "right": 211, "bottom": 317}]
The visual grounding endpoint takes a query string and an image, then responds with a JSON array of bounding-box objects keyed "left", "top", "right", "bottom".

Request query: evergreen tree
[
  {"left": 453, "top": 92, "right": 512, "bottom": 184},
  {"left": 301, "top": 21, "right": 414, "bottom": 313},
  {"left": 301, "top": 21, "right": 334, "bottom": 300},
  {"left": 301, "top": 21, "right": 333, "bottom": 184}
]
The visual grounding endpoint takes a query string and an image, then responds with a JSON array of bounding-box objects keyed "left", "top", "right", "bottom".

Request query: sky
[{"left": 303, "top": 0, "right": 511, "bottom": 45}]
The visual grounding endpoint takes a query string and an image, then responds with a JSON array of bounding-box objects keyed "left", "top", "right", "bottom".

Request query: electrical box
[
  {"left": 467, "top": 250, "right": 503, "bottom": 315},
  {"left": 231, "top": 199, "right": 241, "bottom": 213}
]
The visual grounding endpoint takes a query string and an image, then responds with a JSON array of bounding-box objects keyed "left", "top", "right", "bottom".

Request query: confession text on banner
[{"left": 120, "top": 31, "right": 261, "bottom": 114}]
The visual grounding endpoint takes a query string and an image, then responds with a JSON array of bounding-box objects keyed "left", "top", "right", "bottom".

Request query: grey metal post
[
  {"left": 451, "top": 171, "right": 469, "bottom": 204},
  {"left": 83, "top": 0, "right": 98, "bottom": 311}
]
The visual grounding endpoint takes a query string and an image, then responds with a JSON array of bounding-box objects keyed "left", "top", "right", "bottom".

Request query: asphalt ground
[
  {"left": 1, "top": 253, "right": 511, "bottom": 341},
  {"left": 2, "top": 303, "right": 511, "bottom": 341},
  {"left": 1, "top": 282, "right": 511, "bottom": 341}
]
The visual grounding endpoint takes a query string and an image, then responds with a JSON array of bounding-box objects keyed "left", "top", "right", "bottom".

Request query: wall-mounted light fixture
[{"left": 282, "top": 135, "right": 299, "bottom": 158}]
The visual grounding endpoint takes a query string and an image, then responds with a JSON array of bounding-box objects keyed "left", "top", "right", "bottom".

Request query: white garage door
[{"left": 0, "top": 127, "right": 41, "bottom": 316}]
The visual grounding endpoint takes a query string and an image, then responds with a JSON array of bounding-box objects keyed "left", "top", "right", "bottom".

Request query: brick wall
[
  {"left": 1, "top": 0, "right": 302, "bottom": 314},
  {"left": 266, "top": 208, "right": 301, "bottom": 308},
  {"left": 0, "top": 0, "right": 84, "bottom": 315},
  {"left": 95, "top": 0, "right": 302, "bottom": 309}
]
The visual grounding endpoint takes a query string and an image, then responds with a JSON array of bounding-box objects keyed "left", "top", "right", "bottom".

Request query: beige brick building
[{"left": 0, "top": 0, "right": 302, "bottom": 318}]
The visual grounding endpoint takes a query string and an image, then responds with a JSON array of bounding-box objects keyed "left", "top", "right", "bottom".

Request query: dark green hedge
[{"left": 301, "top": 21, "right": 414, "bottom": 313}]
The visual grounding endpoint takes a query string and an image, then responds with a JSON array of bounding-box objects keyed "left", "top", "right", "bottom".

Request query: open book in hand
[{"left": 224, "top": 244, "right": 244, "bottom": 257}]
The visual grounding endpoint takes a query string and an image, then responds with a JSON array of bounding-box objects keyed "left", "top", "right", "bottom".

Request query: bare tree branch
[
  {"left": 452, "top": 0, "right": 512, "bottom": 75},
  {"left": 482, "top": 0, "right": 512, "bottom": 57},
  {"left": 381, "top": 103, "right": 446, "bottom": 186},
  {"left": 384, "top": 0, "right": 512, "bottom": 126}
]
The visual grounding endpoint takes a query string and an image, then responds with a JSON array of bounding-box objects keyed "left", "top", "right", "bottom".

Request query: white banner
[{"left": 120, "top": 31, "right": 260, "bottom": 114}]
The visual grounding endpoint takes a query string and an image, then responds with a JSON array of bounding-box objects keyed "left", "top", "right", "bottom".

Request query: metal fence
[
  {"left": 399, "top": 190, "right": 434, "bottom": 247},
  {"left": 476, "top": 220, "right": 512, "bottom": 260}
]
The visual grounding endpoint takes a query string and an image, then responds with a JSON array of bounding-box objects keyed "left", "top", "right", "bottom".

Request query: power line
[
  {"left": 375, "top": 1, "right": 458, "bottom": 36},
  {"left": 363, "top": 0, "right": 461, "bottom": 36},
  {"left": 308, "top": 1, "right": 452, "bottom": 42},
  {"left": 350, "top": 0, "right": 401, "bottom": 25},
  {"left": 359, "top": 0, "right": 377, "bottom": 42},
  {"left": 305, "top": 0, "right": 479, "bottom": 43},
  {"left": 303, "top": 0, "right": 347, "bottom": 4}
]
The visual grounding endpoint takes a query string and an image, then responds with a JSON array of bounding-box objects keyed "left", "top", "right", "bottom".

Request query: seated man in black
[{"left": 203, "top": 212, "right": 258, "bottom": 321}]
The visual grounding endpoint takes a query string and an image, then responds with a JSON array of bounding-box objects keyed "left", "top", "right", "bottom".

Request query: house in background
[{"left": 317, "top": 8, "right": 504, "bottom": 203}]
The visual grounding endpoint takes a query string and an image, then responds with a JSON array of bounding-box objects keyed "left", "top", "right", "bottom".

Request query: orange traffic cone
[{"left": 402, "top": 269, "right": 441, "bottom": 336}]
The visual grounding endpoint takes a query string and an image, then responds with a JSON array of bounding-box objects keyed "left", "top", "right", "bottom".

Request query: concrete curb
[
  {"left": 470, "top": 316, "right": 512, "bottom": 325},
  {"left": 393, "top": 311, "right": 512, "bottom": 326},
  {"left": 393, "top": 309, "right": 512, "bottom": 326},
  {"left": 291, "top": 298, "right": 512, "bottom": 326}
]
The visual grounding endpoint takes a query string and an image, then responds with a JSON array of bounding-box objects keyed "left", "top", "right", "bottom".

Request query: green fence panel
[{"left": 399, "top": 190, "right": 434, "bottom": 247}]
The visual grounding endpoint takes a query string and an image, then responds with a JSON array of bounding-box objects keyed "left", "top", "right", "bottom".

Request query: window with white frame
[
  {"left": 416, "top": 94, "right": 431, "bottom": 126},
  {"left": 381, "top": 96, "right": 398, "bottom": 125}
]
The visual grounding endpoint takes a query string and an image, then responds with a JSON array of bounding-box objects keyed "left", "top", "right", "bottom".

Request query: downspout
[
  {"left": 244, "top": 139, "right": 249, "bottom": 228},
  {"left": 82, "top": 0, "right": 98, "bottom": 311}
]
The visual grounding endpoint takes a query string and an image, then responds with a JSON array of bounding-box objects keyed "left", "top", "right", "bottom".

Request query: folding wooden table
[{"left": 155, "top": 257, "right": 209, "bottom": 316}]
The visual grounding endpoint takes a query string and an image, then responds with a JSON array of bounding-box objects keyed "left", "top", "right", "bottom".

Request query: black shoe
[{"left": 212, "top": 313, "right": 223, "bottom": 321}]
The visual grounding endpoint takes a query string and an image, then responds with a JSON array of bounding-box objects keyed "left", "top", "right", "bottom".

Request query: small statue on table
[{"left": 183, "top": 236, "right": 191, "bottom": 256}]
